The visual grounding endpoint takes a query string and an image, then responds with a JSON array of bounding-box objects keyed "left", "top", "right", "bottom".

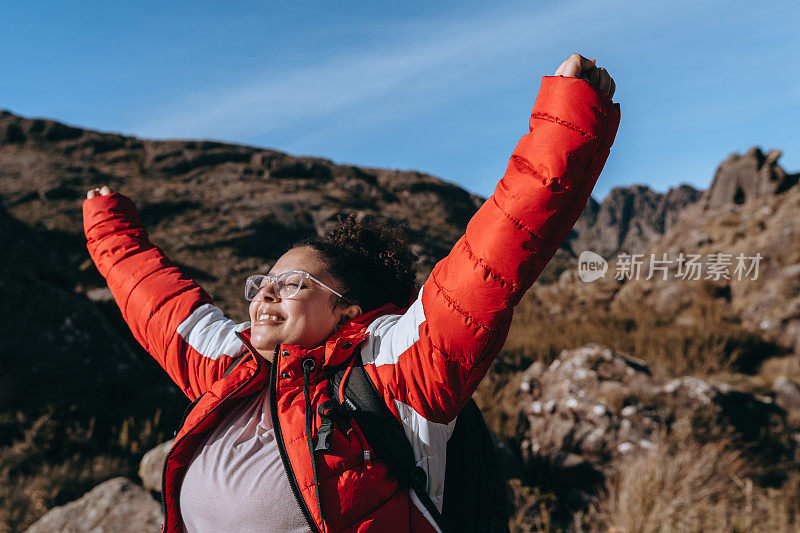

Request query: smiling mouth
[{"left": 256, "top": 313, "right": 285, "bottom": 323}]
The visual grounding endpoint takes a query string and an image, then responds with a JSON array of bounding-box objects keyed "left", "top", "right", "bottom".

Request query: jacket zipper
[
  {"left": 270, "top": 345, "right": 323, "bottom": 533},
  {"left": 160, "top": 351, "right": 262, "bottom": 532},
  {"left": 173, "top": 394, "right": 204, "bottom": 439}
]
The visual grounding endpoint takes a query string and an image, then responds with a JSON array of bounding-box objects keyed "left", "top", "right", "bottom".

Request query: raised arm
[
  {"left": 362, "top": 55, "right": 621, "bottom": 424},
  {"left": 83, "top": 188, "right": 248, "bottom": 400}
]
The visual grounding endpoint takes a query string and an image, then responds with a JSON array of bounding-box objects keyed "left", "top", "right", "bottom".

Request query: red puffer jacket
[{"left": 83, "top": 75, "right": 619, "bottom": 532}]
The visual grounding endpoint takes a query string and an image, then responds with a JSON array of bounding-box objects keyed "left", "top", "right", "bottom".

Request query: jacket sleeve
[
  {"left": 362, "top": 76, "right": 621, "bottom": 425},
  {"left": 83, "top": 194, "right": 248, "bottom": 400}
]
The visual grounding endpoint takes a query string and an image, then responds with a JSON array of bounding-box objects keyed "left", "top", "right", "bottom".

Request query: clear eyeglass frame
[{"left": 244, "top": 270, "right": 348, "bottom": 302}]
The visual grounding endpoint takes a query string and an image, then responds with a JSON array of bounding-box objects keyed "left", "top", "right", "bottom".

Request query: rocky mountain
[
  {"left": 523, "top": 147, "right": 800, "bottom": 357},
  {"left": 0, "top": 196, "right": 186, "bottom": 531},
  {"left": 0, "top": 110, "right": 701, "bottom": 305},
  {"left": 0, "top": 110, "right": 486, "bottom": 323},
  {"left": 530, "top": 183, "right": 702, "bottom": 285},
  {"left": 560, "top": 146, "right": 799, "bottom": 264},
  {"left": 565, "top": 183, "right": 702, "bottom": 258},
  {"left": 614, "top": 149, "right": 800, "bottom": 356}
]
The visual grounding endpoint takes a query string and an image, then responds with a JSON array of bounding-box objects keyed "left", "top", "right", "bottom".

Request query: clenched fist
[
  {"left": 555, "top": 53, "right": 615, "bottom": 98},
  {"left": 86, "top": 186, "right": 111, "bottom": 199}
]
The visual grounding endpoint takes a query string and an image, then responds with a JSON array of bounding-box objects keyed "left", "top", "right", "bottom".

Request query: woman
[{"left": 84, "top": 53, "right": 619, "bottom": 533}]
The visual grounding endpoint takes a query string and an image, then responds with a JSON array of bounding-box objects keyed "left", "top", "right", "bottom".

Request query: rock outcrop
[
  {"left": 536, "top": 183, "right": 701, "bottom": 283},
  {"left": 528, "top": 147, "right": 800, "bottom": 357},
  {"left": 703, "top": 147, "right": 799, "bottom": 208},
  {"left": 568, "top": 184, "right": 702, "bottom": 258},
  {"left": 512, "top": 344, "right": 789, "bottom": 475},
  {"left": 24, "top": 478, "right": 162, "bottom": 533},
  {"left": 633, "top": 179, "right": 800, "bottom": 355}
]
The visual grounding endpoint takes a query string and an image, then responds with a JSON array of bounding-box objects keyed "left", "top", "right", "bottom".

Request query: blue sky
[{"left": 2, "top": 0, "right": 798, "bottom": 201}]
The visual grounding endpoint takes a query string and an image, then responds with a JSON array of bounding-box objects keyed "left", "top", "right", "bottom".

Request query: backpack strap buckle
[{"left": 315, "top": 399, "right": 346, "bottom": 453}]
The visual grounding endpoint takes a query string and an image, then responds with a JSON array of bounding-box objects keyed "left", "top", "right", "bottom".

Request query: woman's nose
[{"left": 254, "top": 280, "right": 279, "bottom": 302}]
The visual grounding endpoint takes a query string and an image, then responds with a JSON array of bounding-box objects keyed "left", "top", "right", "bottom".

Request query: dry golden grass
[
  {"left": 503, "top": 281, "right": 785, "bottom": 379},
  {"left": 0, "top": 409, "right": 169, "bottom": 532},
  {"left": 588, "top": 439, "right": 800, "bottom": 533},
  {"left": 749, "top": 355, "right": 800, "bottom": 389},
  {"left": 507, "top": 479, "right": 556, "bottom": 533}
]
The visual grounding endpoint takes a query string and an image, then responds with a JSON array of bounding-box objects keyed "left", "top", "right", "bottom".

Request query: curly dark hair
[{"left": 294, "top": 214, "right": 418, "bottom": 312}]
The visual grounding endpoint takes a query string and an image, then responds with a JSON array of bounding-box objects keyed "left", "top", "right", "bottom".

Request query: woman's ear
[{"left": 338, "top": 304, "right": 363, "bottom": 326}]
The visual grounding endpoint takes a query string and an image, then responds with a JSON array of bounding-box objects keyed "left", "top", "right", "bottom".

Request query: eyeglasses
[{"left": 244, "top": 270, "right": 349, "bottom": 302}]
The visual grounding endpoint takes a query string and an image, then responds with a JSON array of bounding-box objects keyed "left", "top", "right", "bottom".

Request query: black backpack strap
[
  {"left": 331, "top": 357, "right": 451, "bottom": 533},
  {"left": 442, "top": 399, "right": 511, "bottom": 533}
]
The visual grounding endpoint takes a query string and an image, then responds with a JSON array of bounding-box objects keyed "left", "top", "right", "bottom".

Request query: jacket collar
[{"left": 239, "top": 302, "right": 405, "bottom": 369}]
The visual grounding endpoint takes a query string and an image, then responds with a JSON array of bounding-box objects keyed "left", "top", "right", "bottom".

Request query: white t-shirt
[{"left": 179, "top": 386, "right": 311, "bottom": 532}]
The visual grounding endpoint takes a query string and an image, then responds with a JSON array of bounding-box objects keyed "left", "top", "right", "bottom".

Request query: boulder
[
  {"left": 25, "top": 478, "right": 162, "bottom": 533},
  {"left": 139, "top": 440, "right": 173, "bottom": 492},
  {"left": 516, "top": 344, "right": 658, "bottom": 469}
]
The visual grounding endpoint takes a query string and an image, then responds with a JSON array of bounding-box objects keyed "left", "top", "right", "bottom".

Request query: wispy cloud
[{"left": 131, "top": 0, "right": 649, "bottom": 143}]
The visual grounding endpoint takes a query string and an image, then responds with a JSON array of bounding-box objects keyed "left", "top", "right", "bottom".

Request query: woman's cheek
[{"left": 248, "top": 301, "right": 257, "bottom": 321}]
